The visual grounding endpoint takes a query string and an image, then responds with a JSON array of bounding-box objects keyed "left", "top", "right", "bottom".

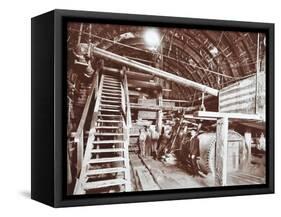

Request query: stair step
[
  {"left": 98, "top": 114, "right": 121, "bottom": 117},
  {"left": 91, "top": 148, "right": 125, "bottom": 153},
  {"left": 97, "top": 119, "right": 122, "bottom": 123},
  {"left": 101, "top": 95, "right": 121, "bottom": 100},
  {"left": 99, "top": 109, "right": 121, "bottom": 113},
  {"left": 102, "top": 92, "right": 121, "bottom": 96},
  {"left": 86, "top": 167, "right": 125, "bottom": 176},
  {"left": 103, "top": 86, "right": 121, "bottom": 90},
  {"left": 102, "top": 84, "right": 121, "bottom": 90},
  {"left": 103, "top": 79, "right": 119, "bottom": 83},
  {"left": 101, "top": 99, "right": 121, "bottom": 104},
  {"left": 84, "top": 178, "right": 126, "bottom": 190},
  {"left": 94, "top": 133, "right": 124, "bottom": 136},
  {"left": 103, "top": 77, "right": 120, "bottom": 81},
  {"left": 103, "top": 80, "right": 120, "bottom": 85},
  {"left": 102, "top": 88, "right": 121, "bottom": 92},
  {"left": 88, "top": 157, "right": 125, "bottom": 164},
  {"left": 103, "top": 85, "right": 120, "bottom": 89},
  {"left": 103, "top": 83, "right": 121, "bottom": 87},
  {"left": 103, "top": 82, "right": 120, "bottom": 86},
  {"left": 102, "top": 90, "right": 121, "bottom": 94},
  {"left": 93, "top": 140, "right": 124, "bottom": 144},
  {"left": 104, "top": 75, "right": 120, "bottom": 79},
  {"left": 97, "top": 117, "right": 121, "bottom": 120},
  {"left": 100, "top": 104, "right": 121, "bottom": 108},
  {"left": 95, "top": 126, "right": 120, "bottom": 129}
]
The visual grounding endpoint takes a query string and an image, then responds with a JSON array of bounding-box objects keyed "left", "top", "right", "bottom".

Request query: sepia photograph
[{"left": 66, "top": 21, "right": 267, "bottom": 195}]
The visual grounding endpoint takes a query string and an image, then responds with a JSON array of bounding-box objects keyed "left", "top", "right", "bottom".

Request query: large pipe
[
  {"left": 92, "top": 47, "right": 219, "bottom": 96},
  {"left": 103, "top": 66, "right": 154, "bottom": 81}
]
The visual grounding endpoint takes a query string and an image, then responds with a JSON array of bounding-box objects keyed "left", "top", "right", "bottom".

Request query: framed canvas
[{"left": 31, "top": 9, "right": 274, "bottom": 207}]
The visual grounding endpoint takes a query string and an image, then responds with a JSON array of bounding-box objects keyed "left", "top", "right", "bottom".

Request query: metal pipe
[{"left": 92, "top": 46, "right": 219, "bottom": 96}]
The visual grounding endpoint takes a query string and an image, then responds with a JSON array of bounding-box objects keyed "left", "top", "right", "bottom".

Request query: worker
[
  {"left": 174, "top": 125, "right": 188, "bottom": 160},
  {"left": 145, "top": 126, "right": 152, "bottom": 157},
  {"left": 157, "top": 125, "right": 172, "bottom": 159},
  {"left": 138, "top": 128, "right": 147, "bottom": 157},
  {"left": 166, "top": 117, "right": 181, "bottom": 153},
  {"left": 259, "top": 133, "right": 266, "bottom": 151},
  {"left": 189, "top": 129, "right": 200, "bottom": 176},
  {"left": 150, "top": 125, "right": 160, "bottom": 159}
]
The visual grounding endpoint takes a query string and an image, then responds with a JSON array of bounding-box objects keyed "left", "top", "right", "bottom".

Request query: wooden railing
[
  {"left": 120, "top": 69, "right": 132, "bottom": 191},
  {"left": 120, "top": 68, "right": 132, "bottom": 127},
  {"left": 74, "top": 68, "right": 100, "bottom": 177},
  {"left": 73, "top": 74, "right": 104, "bottom": 194},
  {"left": 91, "top": 74, "right": 104, "bottom": 128}
]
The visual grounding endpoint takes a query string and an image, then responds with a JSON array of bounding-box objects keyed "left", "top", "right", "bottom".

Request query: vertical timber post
[
  {"left": 154, "top": 49, "right": 163, "bottom": 133},
  {"left": 77, "top": 23, "right": 83, "bottom": 45},
  {"left": 157, "top": 90, "right": 163, "bottom": 133},
  {"left": 215, "top": 117, "right": 229, "bottom": 186},
  {"left": 255, "top": 33, "right": 260, "bottom": 114},
  {"left": 244, "top": 130, "right": 252, "bottom": 164},
  {"left": 76, "top": 130, "right": 83, "bottom": 177}
]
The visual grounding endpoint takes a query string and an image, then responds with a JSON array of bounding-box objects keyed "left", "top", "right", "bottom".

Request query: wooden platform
[
  {"left": 129, "top": 153, "right": 265, "bottom": 191},
  {"left": 130, "top": 153, "right": 209, "bottom": 191}
]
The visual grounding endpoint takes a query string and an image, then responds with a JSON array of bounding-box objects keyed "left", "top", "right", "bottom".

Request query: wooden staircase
[{"left": 74, "top": 73, "right": 132, "bottom": 194}]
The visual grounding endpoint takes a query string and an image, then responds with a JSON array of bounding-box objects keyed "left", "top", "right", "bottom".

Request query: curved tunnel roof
[{"left": 68, "top": 22, "right": 266, "bottom": 100}]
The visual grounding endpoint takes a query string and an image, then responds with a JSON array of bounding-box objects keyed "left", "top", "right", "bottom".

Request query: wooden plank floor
[
  {"left": 129, "top": 154, "right": 265, "bottom": 191},
  {"left": 130, "top": 154, "right": 212, "bottom": 191},
  {"left": 140, "top": 157, "right": 205, "bottom": 190},
  {"left": 227, "top": 172, "right": 265, "bottom": 186},
  {"left": 129, "top": 154, "right": 160, "bottom": 191}
]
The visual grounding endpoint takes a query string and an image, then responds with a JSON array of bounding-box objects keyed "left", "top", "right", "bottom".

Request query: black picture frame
[{"left": 31, "top": 9, "right": 274, "bottom": 207}]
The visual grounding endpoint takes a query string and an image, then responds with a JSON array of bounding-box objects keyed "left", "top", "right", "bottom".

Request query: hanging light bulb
[{"left": 143, "top": 28, "right": 160, "bottom": 51}]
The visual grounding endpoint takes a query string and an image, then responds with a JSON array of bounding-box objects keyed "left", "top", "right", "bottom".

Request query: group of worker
[
  {"left": 138, "top": 119, "right": 202, "bottom": 176},
  {"left": 138, "top": 125, "right": 160, "bottom": 159}
]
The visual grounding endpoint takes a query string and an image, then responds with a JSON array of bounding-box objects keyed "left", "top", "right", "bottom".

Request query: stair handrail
[
  {"left": 120, "top": 83, "right": 126, "bottom": 123},
  {"left": 92, "top": 74, "right": 104, "bottom": 127},
  {"left": 120, "top": 67, "right": 132, "bottom": 128},
  {"left": 74, "top": 68, "right": 101, "bottom": 177},
  {"left": 120, "top": 69, "right": 132, "bottom": 191},
  {"left": 73, "top": 74, "right": 104, "bottom": 194},
  {"left": 124, "top": 72, "right": 132, "bottom": 128}
]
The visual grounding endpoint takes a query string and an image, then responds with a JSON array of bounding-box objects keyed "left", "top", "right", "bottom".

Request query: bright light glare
[{"left": 143, "top": 28, "right": 160, "bottom": 50}]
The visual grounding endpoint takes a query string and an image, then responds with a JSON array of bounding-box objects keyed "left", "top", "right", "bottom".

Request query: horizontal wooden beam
[
  {"left": 184, "top": 114, "right": 217, "bottom": 121},
  {"left": 194, "top": 111, "right": 262, "bottom": 120},
  {"left": 130, "top": 103, "right": 198, "bottom": 112},
  {"left": 163, "top": 99, "right": 190, "bottom": 103},
  {"left": 233, "top": 120, "right": 265, "bottom": 130},
  {"left": 92, "top": 47, "right": 219, "bottom": 96}
]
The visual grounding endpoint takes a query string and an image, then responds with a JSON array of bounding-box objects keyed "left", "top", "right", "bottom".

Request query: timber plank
[
  {"left": 88, "top": 157, "right": 125, "bottom": 164},
  {"left": 86, "top": 167, "right": 125, "bottom": 176},
  {"left": 136, "top": 168, "right": 160, "bottom": 191},
  {"left": 140, "top": 157, "right": 181, "bottom": 189},
  {"left": 84, "top": 178, "right": 126, "bottom": 189},
  {"left": 92, "top": 140, "right": 124, "bottom": 144},
  {"left": 141, "top": 157, "right": 204, "bottom": 189},
  {"left": 129, "top": 154, "right": 160, "bottom": 191},
  {"left": 91, "top": 148, "right": 125, "bottom": 153}
]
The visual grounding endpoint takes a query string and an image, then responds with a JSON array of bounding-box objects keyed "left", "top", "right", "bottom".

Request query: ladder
[{"left": 74, "top": 72, "right": 132, "bottom": 194}]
